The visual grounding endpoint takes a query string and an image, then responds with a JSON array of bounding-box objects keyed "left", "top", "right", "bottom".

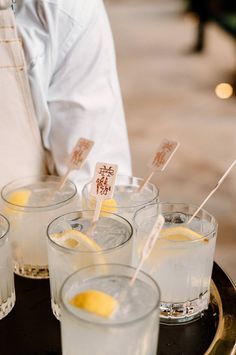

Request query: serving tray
[{"left": 0, "top": 262, "right": 235, "bottom": 355}]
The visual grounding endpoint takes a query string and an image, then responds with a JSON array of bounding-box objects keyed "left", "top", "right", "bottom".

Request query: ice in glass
[
  {"left": 0, "top": 214, "right": 15, "bottom": 319},
  {"left": 60, "top": 264, "right": 160, "bottom": 355},
  {"left": 134, "top": 202, "right": 217, "bottom": 323},
  {"left": 47, "top": 211, "right": 133, "bottom": 319},
  {"left": 1, "top": 175, "right": 79, "bottom": 279},
  {"left": 82, "top": 175, "right": 159, "bottom": 222}
]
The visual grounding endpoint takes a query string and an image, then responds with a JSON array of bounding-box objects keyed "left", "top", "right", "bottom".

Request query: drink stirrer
[
  {"left": 113, "top": 214, "right": 164, "bottom": 314},
  {"left": 58, "top": 138, "right": 94, "bottom": 190},
  {"left": 129, "top": 214, "right": 165, "bottom": 286},
  {"left": 87, "top": 162, "right": 118, "bottom": 235},
  {"left": 137, "top": 138, "right": 179, "bottom": 193},
  {"left": 187, "top": 159, "right": 236, "bottom": 225},
  {"left": 114, "top": 159, "right": 236, "bottom": 312}
]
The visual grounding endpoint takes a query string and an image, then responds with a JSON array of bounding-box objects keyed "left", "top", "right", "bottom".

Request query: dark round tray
[{"left": 0, "top": 262, "right": 235, "bottom": 355}]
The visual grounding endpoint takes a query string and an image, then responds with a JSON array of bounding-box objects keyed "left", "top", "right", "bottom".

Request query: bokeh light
[{"left": 215, "top": 83, "right": 233, "bottom": 99}]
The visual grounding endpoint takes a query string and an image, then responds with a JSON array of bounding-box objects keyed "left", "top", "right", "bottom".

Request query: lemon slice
[
  {"left": 89, "top": 197, "right": 118, "bottom": 216},
  {"left": 160, "top": 226, "right": 205, "bottom": 241},
  {"left": 70, "top": 289, "right": 118, "bottom": 318},
  {"left": 7, "top": 190, "right": 31, "bottom": 207},
  {"left": 64, "top": 238, "right": 79, "bottom": 248},
  {"left": 4, "top": 189, "right": 31, "bottom": 216},
  {"left": 51, "top": 229, "right": 101, "bottom": 251}
]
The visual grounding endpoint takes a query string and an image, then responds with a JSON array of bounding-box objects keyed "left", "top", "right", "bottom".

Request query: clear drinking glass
[
  {"left": 134, "top": 202, "right": 218, "bottom": 324},
  {"left": 0, "top": 214, "right": 15, "bottom": 319},
  {"left": 82, "top": 175, "right": 159, "bottom": 222},
  {"left": 60, "top": 264, "right": 161, "bottom": 355},
  {"left": 47, "top": 211, "right": 133, "bottom": 320},
  {"left": 1, "top": 175, "right": 79, "bottom": 279}
]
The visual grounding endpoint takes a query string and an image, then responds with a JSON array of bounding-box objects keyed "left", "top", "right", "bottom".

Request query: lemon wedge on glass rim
[
  {"left": 70, "top": 289, "right": 118, "bottom": 318},
  {"left": 160, "top": 226, "right": 207, "bottom": 242}
]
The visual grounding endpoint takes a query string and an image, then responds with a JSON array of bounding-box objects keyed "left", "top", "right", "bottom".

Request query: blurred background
[{"left": 104, "top": 0, "right": 236, "bottom": 282}]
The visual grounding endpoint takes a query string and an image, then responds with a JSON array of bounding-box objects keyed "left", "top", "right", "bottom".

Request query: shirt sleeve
[{"left": 47, "top": 0, "right": 132, "bottom": 191}]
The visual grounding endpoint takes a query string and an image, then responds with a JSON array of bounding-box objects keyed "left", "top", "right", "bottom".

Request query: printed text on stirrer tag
[
  {"left": 90, "top": 163, "right": 118, "bottom": 199},
  {"left": 68, "top": 138, "right": 94, "bottom": 170},
  {"left": 150, "top": 139, "right": 179, "bottom": 172}
]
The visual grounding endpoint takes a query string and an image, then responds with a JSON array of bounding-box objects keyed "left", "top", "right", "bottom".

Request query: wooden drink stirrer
[
  {"left": 58, "top": 138, "right": 94, "bottom": 190},
  {"left": 113, "top": 214, "right": 165, "bottom": 314},
  {"left": 137, "top": 138, "right": 179, "bottom": 193},
  {"left": 88, "top": 162, "right": 118, "bottom": 235},
  {"left": 187, "top": 159, "right": 236, "bottom": 225}
]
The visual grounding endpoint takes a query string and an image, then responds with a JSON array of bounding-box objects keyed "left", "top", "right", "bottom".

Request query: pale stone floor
[{"left": 105, "top": 0, "right": 236, "bottom": 282}]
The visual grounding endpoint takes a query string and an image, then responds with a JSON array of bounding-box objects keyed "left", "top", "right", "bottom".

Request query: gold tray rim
[{"left": 206, "top": 264, "right": 236, "bottom": 355}]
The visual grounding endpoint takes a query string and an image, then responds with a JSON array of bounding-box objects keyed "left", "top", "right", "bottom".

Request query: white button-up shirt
[{"left": 15, "top": 0, "right": 132, "bottom": 191}]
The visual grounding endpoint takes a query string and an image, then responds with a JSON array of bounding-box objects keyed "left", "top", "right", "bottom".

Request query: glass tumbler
[
  {"left": 82, "top": 175, "right": 159, "bottom": 222},
  {"left": 0, "top": 214, "right": 15, "bottom": 319},
  {"left": 1, "top": 175, "right": 79, "bottom": 279},
  {"left": 60, "top": 264, "right": 161, "bottom": 355},
  {"left": 47, "top": 210, "right": 133, "bottom": 319},
  {"left": 134, "top": 202, "right": 218, "bottom": 324}
]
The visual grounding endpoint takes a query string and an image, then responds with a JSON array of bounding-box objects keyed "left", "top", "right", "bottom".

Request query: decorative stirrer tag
[
  {"left": 150, "top": 139, "right": 179, "bottom": 172},
  {"left": 68, "top": 138, "right": 94, "bottom": 170},
  {"left": 59, "top": 138, "right": 94, "bottom": 189},
  {"left": 138, "top": 139, "right": 179, "bottom": 192},
  {"left": 90, "top": 162, "right": 118, "bottom": 224}
]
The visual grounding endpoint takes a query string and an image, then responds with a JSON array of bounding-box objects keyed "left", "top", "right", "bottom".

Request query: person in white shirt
[{"left": 13, "top": 0, "right": 131, "bottom": 191}]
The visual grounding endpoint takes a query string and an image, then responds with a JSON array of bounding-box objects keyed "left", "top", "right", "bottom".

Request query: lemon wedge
[
  {"left": 70, "top": 289, "right": 118, "bottom": 318},
  {"left": 160, "top": 226, "right": 205, "bottom": 241},
  {"left": 51, "top": 229, "right": 101, "bottom": 251},
  {"left": 7, "top": 190, "right": 31, "bottom": 207},
  {"left": 4, "top": 189, "right": 31, "bottom": 216},
  {"left": 64, "top": 238, "right": 79, "bottom": 248},
  {"left": 89, "top": 197, "right": 118, "bottom": 216}
]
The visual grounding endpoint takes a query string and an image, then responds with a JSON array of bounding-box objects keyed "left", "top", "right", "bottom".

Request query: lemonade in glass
[
  {"left": 82, "top": 175, "right": 159, "bottom": 222},
  {"left": 0, "top": 214, "right": 15, "bottom": 319},
  {"left": 1, "top": 175, "right": 79, "bottom": 279},
  {"left": 60, "top": 264, "right": 160, "bottom": 355},
  {"left": 47, "top": 210, "right": 133, "bottom": 319},
  {"left": 134, "top": 202, "right": 217, "bottom": 323}
]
